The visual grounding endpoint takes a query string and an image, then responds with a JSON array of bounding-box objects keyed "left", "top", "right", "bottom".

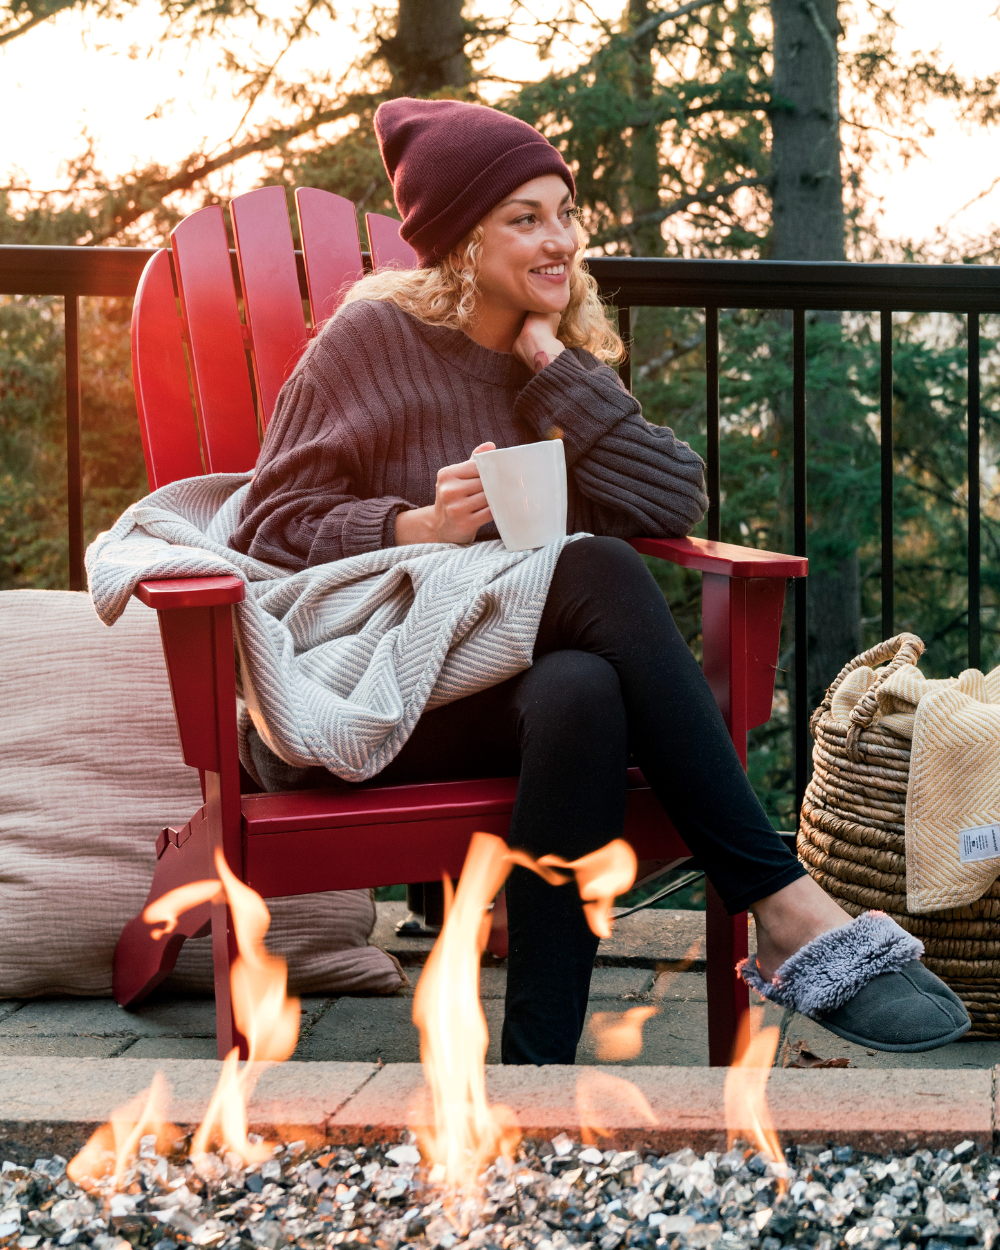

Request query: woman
[{"left": 231, "top": 98, "right": 969, "bottom": 1061}]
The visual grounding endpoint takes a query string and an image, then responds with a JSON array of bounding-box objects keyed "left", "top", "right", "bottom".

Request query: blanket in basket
[
  {"left": 834, "top": 658, "right": 1000, "bottom": 914},
  {"left": 86, "top": 473, "right": 581, "bottom": 783}
]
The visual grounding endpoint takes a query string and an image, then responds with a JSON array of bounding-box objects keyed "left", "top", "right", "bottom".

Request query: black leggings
[{"left": 251, "top": 537, "right": 804, "bottom": 1064}]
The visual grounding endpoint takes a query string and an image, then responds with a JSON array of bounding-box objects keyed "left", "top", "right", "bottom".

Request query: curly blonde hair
[{"left": 337, "top": 222, "right": 624, "bottom": 364}]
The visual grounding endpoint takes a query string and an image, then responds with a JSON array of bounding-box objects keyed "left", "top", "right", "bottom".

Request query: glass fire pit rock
[{"left": 1, "top": 1134, "right": 998, "bottom": 1250}]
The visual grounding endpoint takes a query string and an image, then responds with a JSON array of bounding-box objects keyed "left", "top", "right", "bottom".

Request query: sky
[{"left": 2, "top": 0, "right": 1000, "bottom": 248}]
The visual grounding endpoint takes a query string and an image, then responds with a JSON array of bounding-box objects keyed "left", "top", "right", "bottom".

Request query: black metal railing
[
  {"left": 587, "top": 256, "right": 998, "bottom": 810},
  {"left": 2, "top": 245, "right": 997, "bottom": 813}
]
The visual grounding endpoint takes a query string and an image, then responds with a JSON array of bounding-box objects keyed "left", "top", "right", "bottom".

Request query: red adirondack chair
[{"left": 114, "top": 185, "right": 807, "bottom": 1065}]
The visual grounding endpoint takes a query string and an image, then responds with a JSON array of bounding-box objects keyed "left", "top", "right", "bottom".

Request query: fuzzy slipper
[{"left": 739, "top": 910, "right": 971, "bottom": 1052}]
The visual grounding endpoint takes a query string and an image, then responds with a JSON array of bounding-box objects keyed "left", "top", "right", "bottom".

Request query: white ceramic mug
[{"left": 473, "top": 439, "right": 568, "bottom": 552}]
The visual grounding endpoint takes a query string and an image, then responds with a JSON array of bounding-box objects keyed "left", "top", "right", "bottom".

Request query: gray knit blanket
[{"left": 86, "top": 473, "right": 580, "bottom": 783}]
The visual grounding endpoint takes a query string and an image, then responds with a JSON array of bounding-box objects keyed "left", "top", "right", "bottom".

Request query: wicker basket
[{"left": 798, "top": 632, "right": 1000, "bottom": 1038}]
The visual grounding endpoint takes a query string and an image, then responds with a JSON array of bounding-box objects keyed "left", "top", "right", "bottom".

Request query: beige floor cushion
[{"left": 0, "top": 590, "right": 404, "bottom": 999}]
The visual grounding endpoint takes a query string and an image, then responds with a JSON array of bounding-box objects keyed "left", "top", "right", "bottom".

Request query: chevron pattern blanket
[{"left": 87, "top": 473, "right": 580, "bottom": 783}]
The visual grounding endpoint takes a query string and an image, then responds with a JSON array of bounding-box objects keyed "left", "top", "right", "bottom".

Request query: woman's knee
[
  {"left": 516, "top": 649, "right": 624, "bottom": 735},
  {"left": 558, "top": 535, "right": 652, "bottom": 588}
]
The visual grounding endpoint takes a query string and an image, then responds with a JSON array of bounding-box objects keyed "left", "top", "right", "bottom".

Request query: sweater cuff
[
  {"left": 513, "top": 349, "right": 635, "bottom": 460},
  {"left": 311, "top": 496, "right": 414, "bottom": 563},
  {"left": 341, "top": 496, "right": 414, "bottom": 557}
]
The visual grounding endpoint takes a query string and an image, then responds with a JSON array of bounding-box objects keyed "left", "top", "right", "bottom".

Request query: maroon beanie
[{"left": 374, "top": 98, "right": 576, "bottom": 267}]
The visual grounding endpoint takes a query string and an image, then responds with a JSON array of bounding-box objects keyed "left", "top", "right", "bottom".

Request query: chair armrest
[
  {"left": 133, "top": 576, "right": 243, "bottom": 776},
  {"left": 630, "top": 536, "right": 807, "bottom": 579},
  {"left": 135, "top": 576, "right": 245, "bottom": 609}
]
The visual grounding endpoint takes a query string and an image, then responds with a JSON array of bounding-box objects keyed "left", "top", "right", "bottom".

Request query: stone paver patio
[{"left": 0, "top": 905, "right": 996, "bottom": 1069}]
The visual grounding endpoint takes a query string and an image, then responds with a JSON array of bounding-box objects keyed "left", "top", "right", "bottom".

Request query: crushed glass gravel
[{"left": 2, "top": 1134, "right": 998, "bottom": 1250}]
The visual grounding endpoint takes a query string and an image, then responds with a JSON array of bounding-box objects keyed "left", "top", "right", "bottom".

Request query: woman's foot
[
  {"left": 741, "top": 908, "right": 971, "bottom": 1052},
  {"left": 751, "top": 873, "right": 853, "bottom": 981}
]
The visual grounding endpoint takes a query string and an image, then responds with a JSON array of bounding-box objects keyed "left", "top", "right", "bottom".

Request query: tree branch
[
  {"left": 628, "top": 0, "right": 719, "bottom": 44},
  {"left": 89, "top": 95, "right": 376, "bottom": 241},
  {"left": 216, "top": 0, "right": 322, "bottom": 153},
  {"left": 590, "top": 175, "right": 771, "bottom": 246},
  {"left": 0, "top": 5, "right": 64, "bottom": 46}
]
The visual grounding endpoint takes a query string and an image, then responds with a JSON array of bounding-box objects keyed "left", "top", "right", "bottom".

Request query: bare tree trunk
[
  {"left": 381, "top": 0, "right": 467, "bottom": 97},
  {"left": 625, "top": 0, "right": 665, "bottom": 257},
  {"left": 770, "top": 1, "right": 858, "bottom": 715},
  {"left": 770, "top": 0, "right": 845, "bottom": 262}
]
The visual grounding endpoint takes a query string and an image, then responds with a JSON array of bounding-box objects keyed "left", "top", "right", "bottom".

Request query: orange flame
[
  {"left": 69, "top": 851, "right": 300, "bottom": 1184},
  {"left": 575, "top": 1069, "right": 658, "bottom": 1147},
  {"left": 412, "top": 833, "right": 520, "bottom": 1197},
  {"left": 509, "top": 839, "right": 638, "bottom": 938},
  {"left": 67, "top": 1073, "right": 181, "bottom": 1190},
  {"left": 413, "top": 833, "right": 637, "bottom": 1202},
  {"left": 190, "top": 849, "right": 300, "bottom": 1162},
  {"left": 144, "top": 880, "right": 223, "bottom": 938},
  {"left": 589, "top": 1005, "right": 658, "bottom": 1061},
  {"left": 723, "top": 1021, "right": 787, "bottom": 1192}
]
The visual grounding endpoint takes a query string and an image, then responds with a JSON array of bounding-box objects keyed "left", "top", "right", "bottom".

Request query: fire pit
[
  {"left": 6, "top": 833, "right": 993, "bottom": 1250},
  {"left": 4, "top": 1133, "right": 998, "bottom": 1250}
]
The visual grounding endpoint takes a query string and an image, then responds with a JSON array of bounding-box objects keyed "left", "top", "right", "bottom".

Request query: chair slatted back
[
  {"left": 131, "top": 249, "right": 204, "bottom": 490},
  {"left": 295, "top": 188, "right": 365, "bottom": 323},
  {"left": 170, "top": 205, "right": 261, "bottom": 473},
  {"left": 230, "top": 186, "right": 310, "bottom": 430},
  {"left": 133, "top": 195, "right": 421, "bottom": 490},
  {"left": 365, "top": 212, "right": 419, "bottom": 270}
]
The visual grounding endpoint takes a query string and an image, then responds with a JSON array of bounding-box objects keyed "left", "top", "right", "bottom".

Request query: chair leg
[
  {"left": 113, "top": 808, "right": 214, "bottom": 1008},
  {"left": 705, "top": 882, "right": 750, "bottom": 1066},
  {"left": 212, "top": 898, "right": 247, "bottom": 1059},
  {"left": 486, "top": 887, "right": 508, "bottom": 960}
]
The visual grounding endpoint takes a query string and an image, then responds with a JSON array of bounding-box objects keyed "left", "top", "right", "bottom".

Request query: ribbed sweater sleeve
[
  {"left": 513, "top": 349, "right": 709, "bottom": 538},
  {"left": 229, "top": 310, "right": 416, "bottom": 569}
]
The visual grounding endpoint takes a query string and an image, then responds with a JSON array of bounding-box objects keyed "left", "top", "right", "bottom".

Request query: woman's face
[{"left": 474, "top": 174, "right": 579, "bottom": 319}]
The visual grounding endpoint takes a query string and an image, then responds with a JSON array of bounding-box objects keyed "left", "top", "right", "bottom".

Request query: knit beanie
[{"left": 374, "top": 97, "right": 576, "bottom": 267}]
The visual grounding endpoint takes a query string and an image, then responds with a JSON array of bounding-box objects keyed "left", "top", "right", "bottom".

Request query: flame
[
  {"left": 575, "top": 1069, "right": 658, "bottom": 1147},
  {"left": 724, "top": 1020, "right": 787, "bottom": 1192},
  {"left": 69, "top": 850, "right": 300, "bottom": 1185},
  {"left": 589, "top": 1005, "right": 658, "bottom": 1061},
  {"left": 413, "top": 832, "right": 637, "bottom": 1204},
  {"left": 510, "top": 839, "right": 638, "bottom": 938},
  {"left": 143, "top": 880, "right": 222, "bottom": 938},
  {"left": 412, "top": 833, "right": 521, "bottom": 1198},
  {"left": 67, "top": 1073, "right": 181, "bottom": 1190},
  {"left": 190, "top": 848, "right": 300, "bottom": 1161}
]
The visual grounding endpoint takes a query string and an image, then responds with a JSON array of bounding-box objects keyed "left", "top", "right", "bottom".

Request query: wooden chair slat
[
  {"left": 230, "top": 186, "right": 310, "bottom": 431},
  {"left": 365, "top": 212, "right": 419, "bottom": 271},
  {"left": 130, "top": 249, "right": 203, "bottom": 490},
  {"left": 295, "top": 188, "right": 366, "bottom": 324},
  {"left": 170, "top": 205, "right": 261, "bottom": 473}
]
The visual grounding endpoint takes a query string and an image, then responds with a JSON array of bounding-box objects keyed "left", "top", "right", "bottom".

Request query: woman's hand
[
  {"left": 394, "top": 442, "right": 496, "bottom": 546},
  {"left": 513, "top": 311, "right": 565, "bottom": 374}
]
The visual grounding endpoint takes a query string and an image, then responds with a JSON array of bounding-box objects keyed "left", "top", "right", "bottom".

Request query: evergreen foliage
[{"left": 2, "top": 0, "right": 999, "bottom": 829}]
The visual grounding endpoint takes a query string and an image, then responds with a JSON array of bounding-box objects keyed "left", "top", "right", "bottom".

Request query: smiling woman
[{"left": 228, "top": 97, "right": 971, "bottom": 1066}]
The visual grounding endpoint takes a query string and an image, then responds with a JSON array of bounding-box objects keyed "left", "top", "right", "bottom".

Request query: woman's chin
[{"left": 523, "top": 297, "right": 570, "bottom": 317}]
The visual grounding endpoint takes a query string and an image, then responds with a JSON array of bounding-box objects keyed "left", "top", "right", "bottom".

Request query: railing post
[
  {"left": 880, "top": 310, "right": 894, "bottom": 641},
  {"left": 969, "top": 311, "right": 981, "bottom": 670},
  {"left": 65, "top": 294, "right": 84, "bottom": 593},
  {"left": 792, "top": 309, "right": 808, "bottom": 815},
  {"left": 705, "top": 306, "right": 720, "bottom": 542},
  {"left": 617, "top": 305, "right": 631, "bottom": 392}
]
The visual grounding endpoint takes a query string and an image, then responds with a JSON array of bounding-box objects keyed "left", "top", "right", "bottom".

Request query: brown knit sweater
[{"left": 230, "top": 299, "right": 708, "bottom": 569}]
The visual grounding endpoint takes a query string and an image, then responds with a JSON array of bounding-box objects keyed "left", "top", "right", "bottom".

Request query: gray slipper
[{"left": 739, "top": 910, "right": 971, "bottom": 1052}]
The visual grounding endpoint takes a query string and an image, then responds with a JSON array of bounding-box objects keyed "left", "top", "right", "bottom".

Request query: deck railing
[{"left": 2, "top": 243, "right": 997, "bottom": 811}]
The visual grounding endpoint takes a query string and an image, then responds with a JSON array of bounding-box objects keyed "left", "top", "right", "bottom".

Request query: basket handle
[{"left": 809, "top": 632, "right": 925, "bottom": 746}]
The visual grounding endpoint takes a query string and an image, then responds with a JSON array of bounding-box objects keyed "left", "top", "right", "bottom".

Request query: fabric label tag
[{"left": 958, "top": 824, "right": 1000, "bottom": 863}]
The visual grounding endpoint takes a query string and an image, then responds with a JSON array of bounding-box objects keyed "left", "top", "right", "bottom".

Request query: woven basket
[{"left": 798, "top": 632, "right": 1000, "bottom": 1039}]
